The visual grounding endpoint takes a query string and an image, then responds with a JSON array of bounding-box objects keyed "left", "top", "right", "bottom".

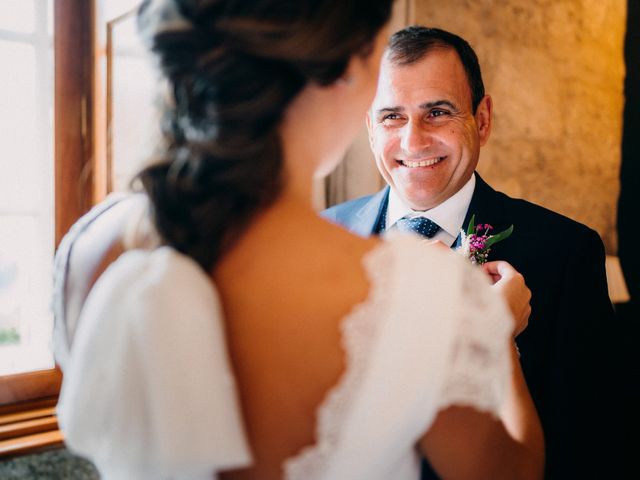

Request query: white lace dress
[{"left": 56, "top": 233, "right": 513, "bottom": 480}]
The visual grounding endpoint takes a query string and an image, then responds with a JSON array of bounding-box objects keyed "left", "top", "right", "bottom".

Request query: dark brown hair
[{"left": 135, "top": 0, "right": 393, "bottom": 270}]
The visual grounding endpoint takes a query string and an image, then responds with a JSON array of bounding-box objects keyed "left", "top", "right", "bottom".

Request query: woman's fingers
[{"left": 486, "top": 261, "right": 531, "bottom": 336}]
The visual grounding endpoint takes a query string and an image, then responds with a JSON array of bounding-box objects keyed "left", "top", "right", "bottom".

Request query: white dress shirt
[{"left": 386, "top": 175, "right": 476, "bottom": 246}]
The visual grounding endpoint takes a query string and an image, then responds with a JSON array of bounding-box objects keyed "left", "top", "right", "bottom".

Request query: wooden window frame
[
  {"left": 0, "top": 0, "right": 96, "bottom": 457},
  {"left": 55, "top": 0, "right": 95, "bottom": 242}
]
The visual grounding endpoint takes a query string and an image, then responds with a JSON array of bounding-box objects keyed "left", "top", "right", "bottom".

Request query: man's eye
[
  {"left": 430, "top": 109, "right": 449, "bottom": 117},
  {"left": 381, "top": 114, "right": 403, "bottom": 125}
]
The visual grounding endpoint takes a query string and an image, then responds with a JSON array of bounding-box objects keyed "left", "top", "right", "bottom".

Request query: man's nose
[{"left": 400, "top": 119, "right": 432, "bottom": 155}]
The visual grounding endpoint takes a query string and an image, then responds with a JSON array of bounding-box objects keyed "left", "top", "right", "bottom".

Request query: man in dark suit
[{"left": 323, "top": 26, "right": 617, "bottom": 479}]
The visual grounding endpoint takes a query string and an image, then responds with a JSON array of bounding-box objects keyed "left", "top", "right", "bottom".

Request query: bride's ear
[
  {"left": 337, "top": 27, "right": 388, "bottom": 93},
  {"left": 336, "top": 73, "right": 354, "bottom": 87},
  {"left": 333, "top": 55, "right": 361, "bottom": 90},
  {"left": 333, "top": 56, "right": 371, "bottom": 93}
]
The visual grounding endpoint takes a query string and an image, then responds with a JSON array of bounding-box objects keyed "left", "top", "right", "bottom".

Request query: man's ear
[
  {"left": 475, "top": 95, "right": 492, "bottom": 146},
  {"left": 365, "top": 110, "right": 375, "bottom": 152}
]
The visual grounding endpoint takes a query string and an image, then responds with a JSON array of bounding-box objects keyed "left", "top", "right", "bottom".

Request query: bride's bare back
[{"left": 215, "top": 204, "right": 379, "bottom": 479}]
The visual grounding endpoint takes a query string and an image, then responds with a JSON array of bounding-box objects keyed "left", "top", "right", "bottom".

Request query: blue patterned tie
[{"left": 395, "top": 216, "right": 440, "bottom": 238}]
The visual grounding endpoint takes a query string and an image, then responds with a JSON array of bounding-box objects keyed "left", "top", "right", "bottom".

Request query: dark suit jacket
[{"left": 322, "top": 173, "right": 618, "bottom": 479}]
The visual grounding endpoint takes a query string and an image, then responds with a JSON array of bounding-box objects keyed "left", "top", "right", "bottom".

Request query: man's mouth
[{"left": 397, "top": 156, "right": 446, "bottom": 168}]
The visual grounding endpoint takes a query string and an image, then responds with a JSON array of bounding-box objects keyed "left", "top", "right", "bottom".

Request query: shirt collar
[{"left": 386, "top": 174, "right": 476, "bottom": 238}]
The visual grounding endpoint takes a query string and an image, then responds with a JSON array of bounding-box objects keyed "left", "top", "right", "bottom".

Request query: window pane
[
  {"left": 0, "top": 217, "right": 53, "bottom": 375},
  {"left": 111, "top": 11, "right": 159, "bottom": 191},
  {"left": 47, "top": 0, "right": 53, "bottom": 37},
  {"left": 113, "top": 57, "right": 159, "bottom": 190},
  {"left": 104, "top": 0, "right": 141, "bottom": 21},
  {"left": 0, "top": 41, "right": 40, "bottom": 211},
  {"left": 0, "top": 6, "right": 54, "bottom": 375},
  {"left": 0, "top": 0, "right": 35, "bottom": 33}
]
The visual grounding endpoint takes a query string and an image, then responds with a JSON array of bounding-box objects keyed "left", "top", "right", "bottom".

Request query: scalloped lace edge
[
  {"left": 436, "top": 271, "right": 512, "bottom": 416},
  {"left": 282, "top": 241, "right": 394, "bottom": 480}
]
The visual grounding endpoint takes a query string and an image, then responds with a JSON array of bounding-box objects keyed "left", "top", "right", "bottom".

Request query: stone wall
[{"left": 413, "top": 0, "right": 626, "bottom": 253}]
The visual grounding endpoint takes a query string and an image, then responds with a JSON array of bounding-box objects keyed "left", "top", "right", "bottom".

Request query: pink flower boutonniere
[{"left": 457, "top": 215, "right": 513, "bottom": 265}]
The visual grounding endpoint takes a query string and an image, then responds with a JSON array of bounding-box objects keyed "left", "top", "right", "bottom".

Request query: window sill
[
  {"left": 0, "top": 368, "right": 62, "bottom": 406},
  {"left": 0, "top": 398, "right": 63, "bottom": 458}
]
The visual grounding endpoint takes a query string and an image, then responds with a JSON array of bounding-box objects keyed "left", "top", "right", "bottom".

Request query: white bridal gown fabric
[{"left": 57, "top": 233, "right": 513, "bottom": 480}]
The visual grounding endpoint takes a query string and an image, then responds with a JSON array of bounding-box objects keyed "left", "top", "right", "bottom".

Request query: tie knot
[{"left": 395, "top": 216, "right": 440, "bottom": 238}]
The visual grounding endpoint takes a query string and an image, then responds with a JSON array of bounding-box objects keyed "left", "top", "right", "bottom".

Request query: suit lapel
[
  {"left": 350, "top": 187, "right": 390, "bottom": 237},
  {"left": 454, "top": 172, "right": 512, "bottom": 251},
  {"left": 464, "top": 173, "right": 510, "bottom": 231}
]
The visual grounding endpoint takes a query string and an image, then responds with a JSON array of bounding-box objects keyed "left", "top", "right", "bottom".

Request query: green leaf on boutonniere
[
  {"left": 485, "top": 224, "right": 514, "bottom": 247},
  {"left": 466, "top": 214, "right": 476, "bottom": 236},
  {"left": 457, "top": 216, "right": 515, "bottom": 265}
]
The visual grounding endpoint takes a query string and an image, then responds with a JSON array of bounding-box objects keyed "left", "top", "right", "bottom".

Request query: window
[
  {"left": 102, "top": 0, "right": 158, "bottom": 193},
  {"left": 0, "top": 0, "right": 55, "bottom": 377},
  {"left": 0, "top": 0, "right": 66, "bottom": 457},
  {"left": 0, "top": 0, "right": 151, "bottom": 402},
  {"left": 0, "top": 0, "right": 98, "bottom": 457}
]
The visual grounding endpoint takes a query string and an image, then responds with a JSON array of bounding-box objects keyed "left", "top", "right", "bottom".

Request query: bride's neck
[
  {"left": 277, "top": 82, "right": 344, "bottom": 212},
  {"left": 279, "top": 139, "right": 324, "bottom": 211}
]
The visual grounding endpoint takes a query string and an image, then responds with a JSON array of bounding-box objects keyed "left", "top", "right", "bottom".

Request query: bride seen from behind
[{"left": 56, "top": 0, "right": 544, "bottom": 479}]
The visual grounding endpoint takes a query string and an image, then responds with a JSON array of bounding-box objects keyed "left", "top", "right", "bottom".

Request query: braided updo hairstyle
[{"left": 135, "top": 0, "right": 393, "bottom": 271}]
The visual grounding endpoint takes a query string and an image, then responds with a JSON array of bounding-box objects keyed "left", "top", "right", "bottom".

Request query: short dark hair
[{"left": 387, "top": 26, "right": 485, "bottom": 112}]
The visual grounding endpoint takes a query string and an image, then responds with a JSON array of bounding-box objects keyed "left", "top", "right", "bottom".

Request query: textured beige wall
[{"left": 413, "top": 0, "right": 626, "bottom": 253}]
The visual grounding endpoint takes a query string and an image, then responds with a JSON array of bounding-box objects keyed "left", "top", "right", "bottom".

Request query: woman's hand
[{"left": 483, "top": 261, "right": 531, "bottom": 337}]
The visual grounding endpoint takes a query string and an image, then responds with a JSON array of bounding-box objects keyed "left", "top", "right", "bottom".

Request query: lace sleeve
[{"left": 436, "top": 265, "right": 513, "bottom": 416}]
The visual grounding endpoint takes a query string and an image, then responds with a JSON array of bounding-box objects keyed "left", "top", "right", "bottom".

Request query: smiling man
[
  {"left": 323, "top": 26, "right": 617, "bottom": 479},
  {"left": 371, "top": 44, "right": 487, "bottom": 218}
]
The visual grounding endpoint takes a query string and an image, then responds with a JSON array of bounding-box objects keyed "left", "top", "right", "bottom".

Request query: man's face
[{"left": 367, "top": 48, "right": 492, "bottom": 211}]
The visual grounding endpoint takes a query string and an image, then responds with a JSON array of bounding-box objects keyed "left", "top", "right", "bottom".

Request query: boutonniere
[{"left": 457, "top": 215, "right": 513, "bottom": 265}]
